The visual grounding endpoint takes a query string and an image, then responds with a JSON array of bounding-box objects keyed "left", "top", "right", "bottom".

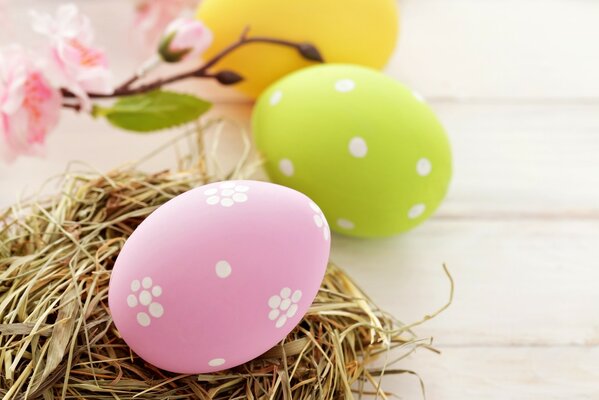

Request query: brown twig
[{"left": 61, "top": 29, "right": 323, "bottom": 104}]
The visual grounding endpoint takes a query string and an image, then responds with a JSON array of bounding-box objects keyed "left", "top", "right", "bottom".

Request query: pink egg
[{"left": 108, "top": 180, "right": 330, "bottom": 373}]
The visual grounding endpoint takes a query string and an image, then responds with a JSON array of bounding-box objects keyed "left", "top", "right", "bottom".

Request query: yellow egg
[{"left": 196, "top": 0, "right": 399, "bottom": 98}]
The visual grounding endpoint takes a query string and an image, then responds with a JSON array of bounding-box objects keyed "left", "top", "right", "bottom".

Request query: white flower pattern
[
  {"left": 309, "top": 201, "right": 330, "bottom": 241},
  {"left": 268, "top": 287, "right": 303, "bottom": 328},
  {"left": 204, "top": 182, "right": 250, "bottom": 207},
  {"left": 128, "top": 277, "right": 164, "bottom": 327}
]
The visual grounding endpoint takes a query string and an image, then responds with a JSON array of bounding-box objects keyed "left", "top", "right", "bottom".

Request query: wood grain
[{"left": 2, "top": 1, "right": 599, "bottom": 398}]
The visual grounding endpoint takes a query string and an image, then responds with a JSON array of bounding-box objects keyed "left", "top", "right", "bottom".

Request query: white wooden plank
[
  {"left": 391, "top": 0, "right": 599, "bottom": 100},
  {"left": 332, "top": 219, "right": 599, "bottom": 346},
  {"left": 435, "top": 103, "right": 599, "bottom": 216},
  {"left": 6, "top": 0, "right": 599, "bottom": 102},
  {"left": 0, "top": 104, "right": 254, "bottom": 206},
  {"left": 384, "top": 347, "right": 599, "bottom": 399},
  {"left": 3, "top": 103, "right": 599, "bottom": 214}
]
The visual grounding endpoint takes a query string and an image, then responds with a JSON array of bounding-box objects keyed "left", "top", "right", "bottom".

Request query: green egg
[{"left": 252, "top": 64, "right": 452, "bottom": 237}]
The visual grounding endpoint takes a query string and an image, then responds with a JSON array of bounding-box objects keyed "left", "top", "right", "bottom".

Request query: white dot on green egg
[
  {"left": 208, "top": 358, "right": 225, "bottom": 367},
  {"left": 337, "top": 218, "right": 355, "bottom": 230},
  {"left": 348, "top": 137, "right": 368, "bottom": 158},
  {"left": 416, "top": 158, "right": 432, "bottom": 176},
  {"left": 335, "top": 79, "right": 355, "bottom": 93},
  {"left": 215, "top": 260, "right": 232, "bottom": 278},
  {"left": 270, "top": 90, "right": 282, "bottom": 106},
  {"left": 412, "top": 91, "right": 426, "bottom": 103},
  {"left": 279, "top": 159, "right": 294, "bottom": 177},
  {"left": 408, "top": 204, "right": 426, "bottom": 219}
]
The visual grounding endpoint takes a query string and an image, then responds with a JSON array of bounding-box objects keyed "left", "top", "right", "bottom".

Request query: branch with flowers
[{"left": 0, "top": 4, "right": 323, "bottom": 162}]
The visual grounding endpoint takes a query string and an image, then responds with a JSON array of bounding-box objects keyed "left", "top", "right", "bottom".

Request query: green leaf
[{"left": 98, "top": 91, "right": 212, "bottom": 133}]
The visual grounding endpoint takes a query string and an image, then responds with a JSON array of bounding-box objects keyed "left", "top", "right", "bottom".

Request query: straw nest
[{"left": 0, "top": 122, "right": 451, "bottom": 399}]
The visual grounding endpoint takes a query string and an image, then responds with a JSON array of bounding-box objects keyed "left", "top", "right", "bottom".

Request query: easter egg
[
  {"left": 252, "top": 64, "right": 452, "bottom": 238},
  {"left": 196, "top": 0, "right": 399, "bottom": 97},
  {"left": 108, "top": 180, "right": 330, "bottom": 373}
]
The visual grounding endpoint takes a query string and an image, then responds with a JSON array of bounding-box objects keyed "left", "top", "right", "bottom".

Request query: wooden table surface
[{"left": 1, "top": 1, "right": 599, "bottom": 398}]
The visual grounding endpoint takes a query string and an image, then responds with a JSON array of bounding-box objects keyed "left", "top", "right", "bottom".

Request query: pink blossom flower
[
  {"left": 158, "top": 17, "right": 213, "bottom": 63},
  {"left": 134, "top": 0, "right": 198, "bottom": 52},
  {"left": 31, "top": 4, "right": 112, "bottom": 110},
  {"left": 0, "top": 46, "right": 62, "bottom": 163}
]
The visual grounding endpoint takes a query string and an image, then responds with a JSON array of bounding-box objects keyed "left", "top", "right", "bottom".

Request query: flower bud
[{"left": 159, "top": 18, "right": 213, "bottom": 63}]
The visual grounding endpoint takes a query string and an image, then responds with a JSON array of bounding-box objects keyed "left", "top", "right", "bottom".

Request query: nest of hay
[{"left": 0, "top": 123, "right": 450, "bottom": 399}]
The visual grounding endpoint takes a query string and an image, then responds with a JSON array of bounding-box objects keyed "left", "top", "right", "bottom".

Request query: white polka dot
[
  {"left": 149, "top": 302, "right": 164, "bottom": 318},
  {"left": 408, "top": 204, "right": 426, "bottom": 219},
  {"left": 280, "top": 298, "right": 291, "bottom": 311},
  {"left": 137, "top": 312, "right": 150, "bottom": 327},
  {"left": 127, "top": 294, "right": 138, "bottom": 308},
  {"left": 268, "top": 295, "right": 282, "bottom": 309},
  {"left": 232, "top": 193, "right": 247, "bottom": 203},
  {"left": 323, "top": 228, "right": 330, "bottom": 241},
  {"left": 268, "top": 309, "right": 280, "bottom": 320},
  {"left": 151, "top": 286, "right": 162, "bottom": 297},
  {"left": 220, "top": 198, "right": 234, "bottom": 207},
  {"left": 313, "top": 214, "right": 324, "bottom": 228},
  {"left": 286, "top": 304, "right": 298, "bottom": 318},
  {"left": 309, "top": 201, "right": 321, "bottom": 213},
  {"left": 208, "top": 358, "right": 225, "bottom": 367},
  {"left": 139, "top": 290, "right": 152, "bottom": 306},
  {"left": 275, "top": 315, "right": 287, "bottom": 328},
  {"left": 412, "top": 91, "right": 426, "bottom": 103},
  {"left": 348, "top": 137, "right": 368, "bottom": 158},
  {"left": 220, "top": 182, "right": 235, "bottom": 189},
  {"left": 280, "top": 287, "right": 291, "bottom": 299},
  {"left": 291, "top": 290, "right": 302, "bottom": 303},
  {"left": 204, "top": 188, "right": 218, "bottom": 196},
  {"left": 206, "top": 195, "right": 219, "bottom": 205},
  {"left": 130, "top": 280, "right": 140, "bottom": 292},
  {"left": 270, "top": 90, "right": 283, "bottom": 106},
  {"left": 337, "top": 218, "right": 355, "bottom": 230},
  {"left": 215, "top": 260, "right": 232, "bottom": 278},
  {"left": 142, "top": 277, "right": 152, "bottom": 289},
  {"left": 417, "top": 158, "right": 432, "bottom": 176},
  {"left": 235, "top": 185, "right": 249, "bottom": 192},
  {"left": 335, "top": 79, "right": 355, "bottom": 93},
  {"left": 279, "top": 159, "right": 294, "bottom": 177},
  {"left": 221, "top": 189, "right": 235, "bottom": 196}
]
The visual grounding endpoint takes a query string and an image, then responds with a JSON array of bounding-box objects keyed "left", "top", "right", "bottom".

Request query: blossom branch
[{"left": 61, "top": 29, "right": 324, "bottom": 101}]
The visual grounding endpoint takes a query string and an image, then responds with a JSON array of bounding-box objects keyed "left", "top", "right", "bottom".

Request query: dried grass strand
[{"left": 0, "top": 122, "right": 451, "bottom": 399}]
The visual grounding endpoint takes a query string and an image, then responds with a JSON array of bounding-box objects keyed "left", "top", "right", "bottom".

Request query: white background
[{"left": 2, "top": 1, "right": 599, "bottom": 398}]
